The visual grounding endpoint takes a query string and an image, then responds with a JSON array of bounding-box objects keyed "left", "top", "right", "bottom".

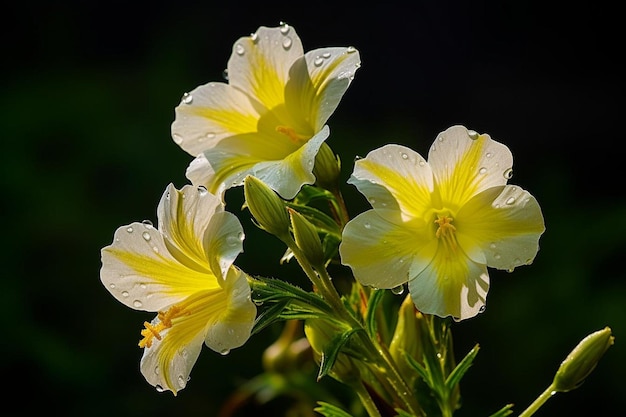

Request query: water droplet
[
  {"left": 177, "top": 375, "right": 186, "bottom": 388},
  {"left": 182, "top": 92, "right": 193, "bottom": 104},
  {"left": 279, "top": 22, "right": 290, "bottom": 34},
  {"left": 253, "top": 299, "right": 264, "bottom": 306},
  {"left": 364, "top": 222, "right": 371, "bottom": 229},
  {"left": 152, "top": 246, "right": 159, "bottom": 253},
  {"left": 391, "top": 285, "right": 405, "bottom": 295},
  {"left": 222, "top": 69, "right": 229, "bottom": 80},
  {"left": 220, "top": 348, "right": 230, "bottom": 356},
  {"left": 133, "top": 300, "right": 143, "bottom": 308},
  {"left": 154, "top": 366, "right": 160, "bottom": 375},
  {"left": 494, "top": 253, "right": 501, "bottom": 260},
  {"left": 503, "top": 168, "right": 513, "bottom": 179},
  {"left": 506, "top": 196, "right": 516, "bottom": 205},
  {"left": 197, "top": 185, "right": 208, "bottom": 196},
  {"left": 467, "top": 130, "right": 479, "bottom": 140},
  {"left": 155, "top": 385, "right": 165, "bottom": 393},
  {"left": 282, "top": 37, "right": 292, "bottom": 50},
  {"left": 121, "top": 291, "right": 129, "bottom": 298},
  {"left": 346, "top": 46, "right": 357, "bottom": 53},
  {"left": 486, "top": 152, "right": 493, "bottom": 158},
  {"left": 479, "top": 167, "right": 487, "bottom": 174},
  {"left": 142, "top": 231, "right": 151, "bottom": 241},
  {"left": 322, "top": 52, "right": 331, "bottom": 58},
  {"left": 437, "top": 136, "right": 444, "bottom": 142},
  {"left": 250, "top": 32, "right": 258, "bottom": 43},
  {"left": 172, "top": 134, "right": 183, "bottom": 145},
  {"left": 314, "top": 56, "right": 324, "bottom": 66},
  {"left": 235, "top": 44, "right": 245, "bottom": 55},
  {"left": 206, "top": 132, "right": 216, "bottom": 140},
  {"left": 140, "top": 283, "right": 147, "bottom": 289},
  {"left": 126, "top": 226, "right": 134, "bottom": 233},
  {"left": 165, "top": 191, "right": 171, "bottom": 200},
  {"left": 418, "top": 160, "right": 426, "bottom": 166},
  {"left": 479, "top": 305, "right": 486, "bottom": 313},
  {"left": 109, "top": 283, "right": 116, "bottom": 289},
  {"left": 401, "top": 152, "right": 409, "bottom": 160},
  {"left": 490, "top": 242, "right": 497, "bottom": 249},
  {"left": 142, "top": 220, "right": 153, "bottom": 228}
]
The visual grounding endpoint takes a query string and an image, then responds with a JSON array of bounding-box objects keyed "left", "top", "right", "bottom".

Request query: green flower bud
[
  {"left": 389, "top": 294, "right": 425, "bottom": 385},
  {"left": 289, "top": 208, "right": 325, "bottom": 267},
  {"left": 312, "top": 142, "right": 341, "bottom": 190},
  {"left": 553, "top": 326, "right": 614, "bottom": 392},
  {"left": 243, "top": 175, "right": 290, "bottom": 239}
]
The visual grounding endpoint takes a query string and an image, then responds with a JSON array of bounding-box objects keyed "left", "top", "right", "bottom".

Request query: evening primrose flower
[
  {"left": 172, "top": 23, "right": 361, "bottom": 200},
  {"left": 100, "top": 184, "right": 256, "bottom": 394},
  {"left": 339, "top": 125, "right": 545, "bottom": 320}
]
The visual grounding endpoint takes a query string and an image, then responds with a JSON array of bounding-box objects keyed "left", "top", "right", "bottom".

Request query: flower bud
[
  {"left": 389, "top": 294, "right": 425, "bottom": 385},
  {"left": 244, "top": 175, "right": 290, "bottom": 238},
  {"left": 289, "top": 208, "right": 325, "bottom": 267},
  {"left": 553, "top": 326, "right": 614, "bottom": 392},
  {"left": 312, "top": 142, "right": 341, "bottom": 191}
]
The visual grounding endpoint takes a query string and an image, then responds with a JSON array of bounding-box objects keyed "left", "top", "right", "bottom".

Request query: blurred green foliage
[{"left": 2, "top": 2, "right": 624, "bottom": 416}]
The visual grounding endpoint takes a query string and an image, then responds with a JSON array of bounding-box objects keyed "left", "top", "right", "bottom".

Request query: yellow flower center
[
  {"left": 138, "top": 304, "right": 190, "bottom": 348},
  {"left": 276, "top": 125, "right": 309, "bottom": 144},
  {"left": 434, "top": 214, "right": 458, "bottom": 251}
]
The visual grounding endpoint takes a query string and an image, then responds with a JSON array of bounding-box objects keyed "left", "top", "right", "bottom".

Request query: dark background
[{"left": 3, "top": 1, "right": 624, "bottom": 416}]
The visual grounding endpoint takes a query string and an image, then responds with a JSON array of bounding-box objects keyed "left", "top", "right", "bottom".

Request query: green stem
[
  {"left": 518, "top": 384, "right": 557, "bottom": 417},
  {"left": 286, "top": 238, "right": 422, "bottom": 416},
  {"left": 353, "top": 380, "right": 383, "bottom": 417}
]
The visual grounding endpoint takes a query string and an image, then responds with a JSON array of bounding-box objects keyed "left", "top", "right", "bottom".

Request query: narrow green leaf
[
  {"left": 488, "top": 403, "right": 514, "bottom": 417},
  {"left": 404, "top": 352, "right": 431, "bottom": 383},
  {"left": 314, "top": 401, "right": 355, "bottom": 417},
  {"left": 445, "top": 343, "right": 480, "bottom": 390},
  {"left": 318, "top": 328, "right": 360, "bottom": 380},
  {"left": 364, "top": 289, "right": 385, "bottom": 337},
  {"left": 251, "top": 299, "right": 290, "bottom": 335}
]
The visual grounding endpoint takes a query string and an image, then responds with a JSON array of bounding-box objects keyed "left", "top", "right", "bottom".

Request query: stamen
[
  {"left": 434, "top": 214, "right": 458, "bottom": 250},
  {"left": 276, "top": 125, "right": 308, "bottom": 144},
  {"left": 138, "top": 304, "right": 190, "bottom": 349}
]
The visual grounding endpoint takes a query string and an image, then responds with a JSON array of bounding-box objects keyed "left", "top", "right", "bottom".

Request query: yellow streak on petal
[
  {"left": 437, "top": 135, "right": 488, "bottom": 208},
  {"left": 191, "top": 105, "right": 259, "bottom": 136}
]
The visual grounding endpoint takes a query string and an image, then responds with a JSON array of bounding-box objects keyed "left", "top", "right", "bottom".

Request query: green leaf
[
  {"left": 314, "top": 401, "right": 355, "bottom": 417},
  {"left": 318, "top": 328, "right": 360, "bottom": 381},
  {"left": 445, "top": 343, "right": 480, "bottom": 390},
  {"left": 364, "top": 288, "right": 385, "bottom": 337},
  {"left": 488, "top": 404, "right": 514, "bottom": 417},
  {"left": 251, "top": 298, "right": 290, "bottom": 335}
]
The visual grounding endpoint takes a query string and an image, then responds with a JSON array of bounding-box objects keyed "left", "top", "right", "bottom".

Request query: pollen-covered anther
[
  {"left": 434, "top": 214, "right": 458, "bottom": 249},
  {"left": 276, "top": 125, "right": 308, "bottom": 144},
  {"left": 138, "top": 305, "right": 189, "bottom": 349}
]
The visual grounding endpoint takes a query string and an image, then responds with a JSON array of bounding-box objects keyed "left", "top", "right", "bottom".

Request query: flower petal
[
  {"left": 348, "top": 144, "right": 433, "bottom": 222},
  {"left": 285, "top": 46, "right": 361, "bottom": 130},
  {"left": 340, "top": 210, "right": 435, "bottom": 289},
  {"left": 428, "top": 125, "right": 513, "bottom": 208},
  {"left": 139, "top": 267, "right": 255, "bottom": 395},
  {"left": 408, "top": 250, "right": 490, "bottom": 320},
  {"left": 100, "top": 220, "right": 212, "bottom": 312},
  {"left": 228, "top": 25, "right": 304, "bottom": 110},
  {"left": 457, "top": 184, "right": 545, "bottom": 271},
  {"left": 171, "top": 82, "right": 261, "bottom": 157}
]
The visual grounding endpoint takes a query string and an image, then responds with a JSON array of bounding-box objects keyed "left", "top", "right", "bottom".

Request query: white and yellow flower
[
  {"left": 100, "top": 184, "right": 256, "bottom": 394},
  {"left": 339, "top": 126, "right": 545, "bottom": 320},
  {"left": 171, "top": 23, "right": 361, "bottom": 200}
]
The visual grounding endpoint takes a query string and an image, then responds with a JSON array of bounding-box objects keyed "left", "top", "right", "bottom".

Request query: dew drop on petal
[
  {"left": 133, "top": 300, "right": 143, "bottom": 308},
  {"left": 172, "top": 133, "right": 183, "bottom": 144},
  {"left": 391, "top": 285, "right": 405, "bottom": 295},
  {"left": 314, "top": 57, "right": 324, "bottom": 67},
  {"left": 156, "top": 385, "right": 165, "bottom": 393},
  {"left": 235, "top": 44, "right": 245, "bottom": 55},
  {"left": 142, "top": 220, "right": 153, "bottom": 228},
  {"left": 250, "top": 32, "right": 258, "bottom": 43},
  {"left": 479, "top": 305, "right": 486, "bottom": 313},
  {"left": 322, "top": 52, "right": 331, "bottom": 58},
  {"left": 419, "top": 160, "right": 426, "bottom": 166},
  {"left": 279, "top": 22, "right": 290, "bottom": 34},
  {"left": 154, "top": 366, "right": 160, "bottom": 375},
  {"left": 142, "top": 231, "right": 151, "bottom": 241},
  {"left": 490, "top": 242, "right": 497, "bottom": 249},
  {"left": 121, "top": 291, "right": 129, "bottom": 298},
  {"left": 363, "top": 222, "right": 371, "bottom": 229},
  {"left": 486, "top": 152, "right": 493, "bottom": 158},
  {"left": 506, "top": 196, "right": 516, "bottom": 205},
  {"left": 346, "top": 46, "right": 357, "bottom": 53},
  {"left": 197, "top": 185, "right": 208, "bottom": 196},
  {"left": 479, "top": 167, "right": 487, "bottom": 174},
  {"left": 182, "top": 92, "right": 193, "bottom": 104},
  {"left": 282, "top": 37, "right": 292, "bottom": 50},
  {"left": 401, "top": 152, "right": 409, "bottom": 160},
  {"left": 220, "top": 348, "right": 230, "bottom": 356},
  {"left": 467, "top": 130, "right": 479, "bottom": 140},
  {"left": 503, "top": 168, "right": 513, "bottom": 179},
  {"left": 222, "top": 69, "right": 229, "bottom": 80},
  {"left": 177, "top": 376, "right": 187, "bottom": 388},
  {"left": 126, "top": 226, "right": 134, "bottom": 233}
]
